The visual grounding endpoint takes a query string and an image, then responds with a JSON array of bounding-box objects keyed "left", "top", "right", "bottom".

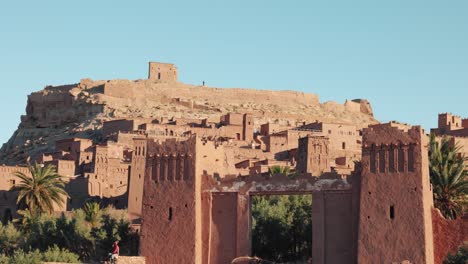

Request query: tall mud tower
[
  {"left": 358, "top": 124, "right": 434, "bottom": 263},
  {"left": 140, "top": 137, "right": 202, "bottom": 264}
]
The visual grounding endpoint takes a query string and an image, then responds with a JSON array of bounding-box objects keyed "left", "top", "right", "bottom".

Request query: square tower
[
  {"left": 358, "top": 123, "right": 434, "bottom": 263},
  {"left": 148, "top": 62, "right": 178, "bottom": 82},
  {"left": 297, "top": 135, "right": 331, "bottom": 176},
  {"left": 438, "top": 113, "right": 463, "bottom": 133}
]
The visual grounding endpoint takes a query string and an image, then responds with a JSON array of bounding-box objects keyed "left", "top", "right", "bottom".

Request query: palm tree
[
  {"left": 429, "top": 134, "right": 468, "bottom": 219},
  {"left": 268, "top": 165, "right": 298, "bottom": 179},
  {"left": 83, "top": 201, "right": 101, "bottom": 228},
  {"left": 11, "top": 163, "right": 68, "bottom": 216}
]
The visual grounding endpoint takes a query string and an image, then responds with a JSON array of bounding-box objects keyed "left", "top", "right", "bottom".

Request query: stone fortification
[{"left": 0, "top": 62, "right": 376, "bottom": 165}]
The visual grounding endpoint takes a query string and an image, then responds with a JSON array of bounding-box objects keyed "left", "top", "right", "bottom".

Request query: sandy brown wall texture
[{"left": 432, "top": 208, "right": 468, "bottom": 264}]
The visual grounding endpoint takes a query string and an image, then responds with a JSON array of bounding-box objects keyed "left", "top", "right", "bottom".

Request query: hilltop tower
[
  {"left": 358, "top": 123, "right": 434, "bottom": 263},
  {"left": 148, "top": 62, "right": 178, "bottom": 82}
]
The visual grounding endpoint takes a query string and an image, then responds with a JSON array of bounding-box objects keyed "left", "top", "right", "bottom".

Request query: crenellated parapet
[{"left": 149, "top": 153, "right": 194, "bottom": 183}]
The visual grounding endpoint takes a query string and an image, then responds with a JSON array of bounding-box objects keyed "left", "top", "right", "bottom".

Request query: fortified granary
[{"left": 0, "top": 63, "right": 466, "bottom": 264}]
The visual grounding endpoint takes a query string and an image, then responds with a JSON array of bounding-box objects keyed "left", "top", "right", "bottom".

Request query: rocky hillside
[{"left": 0, "top": 78, "right": 377, "bottom": 164}]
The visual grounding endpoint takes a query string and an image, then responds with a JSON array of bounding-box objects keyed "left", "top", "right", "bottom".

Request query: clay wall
[
  {"left": 243, "top": 114, "right": 254, "bottom": 142},
  {"left": 297, "top": 136, "right": 331, "bottom": 176},
  {"left": 87, "top": 144, "right": 129, "bottom": 201},
  {"left": 265, "top": 134, "right": 288, "bottom": 153},
  {"left": 312, "top": 190, "right": 355, "bottom": 264},
  {"left": 432, "top": 209, "right": 468, "bottom": 264},
  {"left": 448, "top": 136, "right": 468, "bottom": 157},
  {"left": 260, "top": 123, "right": 280, "bottom": 136},
  {"left": 55, "top": 138, "right": 93, "bottom": 154},
  {"left": 148, "top": 62, "right": 178, "bottom": 82},
  {"left": 103, "top": 80, "right": 136, "bottom": 98},
  {"left": 141, "top": 116, "right": 253, "bottom": 142},
  {"left": 45, "top": 160, "right": 76, "bottom": 177},
  {"left": 463, "top": 118, "right": 468, "bottom": 128},
  {"left": 358, "top": 124, "right": 434, "bottom": 264},
  {"left": 222, "top": 113, "right": 244, "bottom": 126},
  {"left": 0, "top": 165, "right": 84, "bottom": 217},
  {"left": 0, "top": 166, "right": 30, "bottom": 221},
  {"left": 209, "top": 193, "right": 239, "bottom": 264},
  {"left": 25, "top": 88, "right": 105, "bottom": 128},
  {"left": 305, "top": 122, "right": 361, "bottom": 169},
  {"left": 77, "top": 151, "right": 93, "bottom": 166},
  {"left": 344, "top": 100, "right": 361, "bottom": 113},
  {"left": 433, "top": 113, "right": 468, "bottom": 136},
  {"left": 140, "top": 137, "right": 201, "bottom": 264},
  {"left": 116, "top": 131, "right": 147, "bottom": 147},
  {"left": 128, "top": 138, "right": 148, "bottom": 220},
  {"left": 103, "top": 119, "right": 149, "bottom": 137}
]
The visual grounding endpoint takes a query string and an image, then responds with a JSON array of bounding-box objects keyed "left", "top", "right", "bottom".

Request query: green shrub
[
  {"left": 0, "top": 254, "right": 8, "bottom": 264},
  {"left": 42, "top": 245, "right": 80, "bottom": 263},
  {"left": 0, "top": 223, "right": 21, "bottom": 255},
  {"left": 444, "top": 245, "right": 468, "bottom": 264},
  {"left": 9, "top": 249, "right": 42, "bottom": 264},
  {"left": 0, "top": 206, "right": 138, "bottom": 262}
]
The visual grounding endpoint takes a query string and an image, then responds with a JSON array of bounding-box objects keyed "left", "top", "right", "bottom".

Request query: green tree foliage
[
  {"left": 0, "top": 223, "right": 21, "bottom": 255},
  {"left": 268, "top": 165, "right": 298, "bottom": 179},
  {"left": 444, "top": 244, "right": 468, "bottom": 264},
  {"left": 0, "top": 207, "right": 138, "bottom": 262},
  {"left": 83, "top": 201, "right": 101, "bottom": 228},
  {"left": 12, "top": 163, "right": 67, "bottom": 215},
  {"left": 251, "top": 195, "right": 312, "bottom": 263},
  {"left": 0, "top": 247, "right": 79, "bottom": 264},
  {"left": 268, "top": 165, "right": 291, "bottom": 176},
  {"left": 429, "top": 134, "right": 468, "bottom": 219}
]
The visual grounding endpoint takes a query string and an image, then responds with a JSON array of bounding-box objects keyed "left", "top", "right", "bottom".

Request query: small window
[
  {"left": 168, "top": 207, "right": 173, "bottom": 221},
  {"left": 390, "top": 205, "right": 395, "bottom": 219},
  {"left": 328, "top": 130, "right": 332, "bottom": 134},
  {"left": 342, "top": 142, "right": 346, "bottom": 150}
]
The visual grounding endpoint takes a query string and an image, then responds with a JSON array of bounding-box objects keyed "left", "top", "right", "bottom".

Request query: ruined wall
[
  {"left": 358, "top": 124, "right": 434, "bottom": 264},
  {"left": 103, "top": 80, "right": 136, "bottom": 98},
  {"left": 432, "top": 209, "right": 468, "bottom": 264}
]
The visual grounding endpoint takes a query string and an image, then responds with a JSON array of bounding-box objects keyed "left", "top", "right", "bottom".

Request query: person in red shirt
[{"left": 110, "top": 241, "right": 119, "bottom": 262}]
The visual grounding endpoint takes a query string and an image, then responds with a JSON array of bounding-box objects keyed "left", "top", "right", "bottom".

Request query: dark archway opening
[{"left": 251, "top": 194, "right": 312, "bottom": 263}]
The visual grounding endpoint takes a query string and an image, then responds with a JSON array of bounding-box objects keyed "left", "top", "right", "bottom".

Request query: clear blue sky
[{"left": 0, "top": 0, "right": 467, "bottom": 145}]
